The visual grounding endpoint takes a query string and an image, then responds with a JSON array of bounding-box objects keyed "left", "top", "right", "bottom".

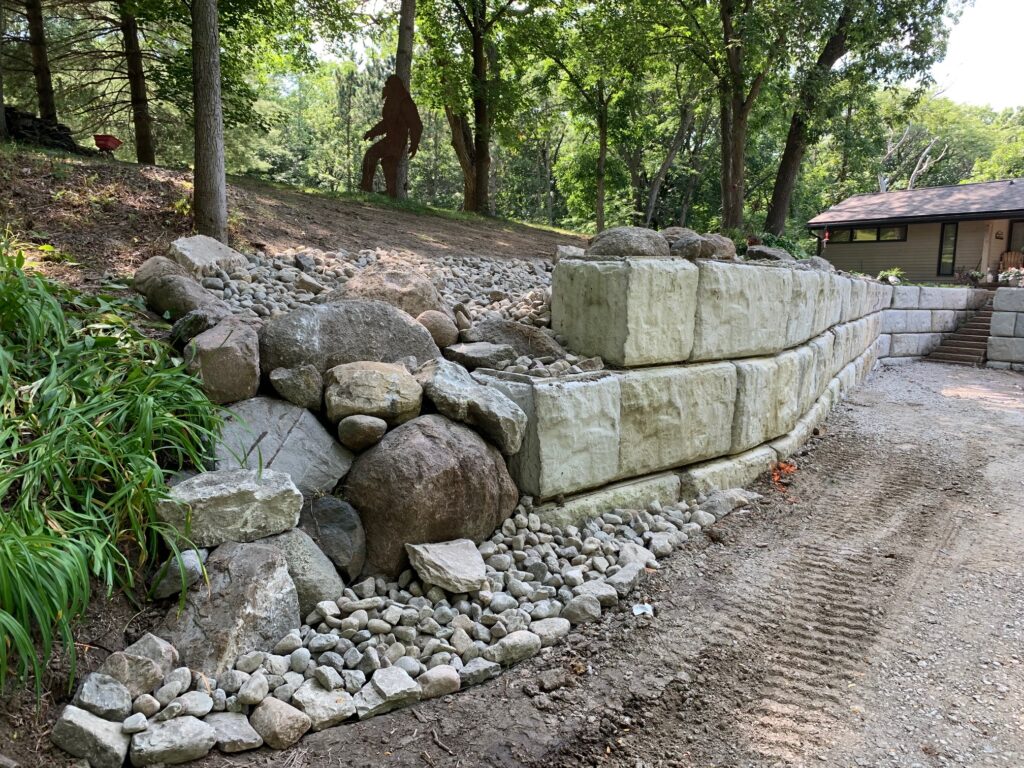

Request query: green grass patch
[{"left": 0, "top": 230, "right": 221, "bottom": 693}]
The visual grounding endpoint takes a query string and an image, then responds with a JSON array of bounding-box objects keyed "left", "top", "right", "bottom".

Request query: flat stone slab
[
  {"left": 406, "top": 539, "right": 489, "bottom": 593},
  {"left": 169, "top": 235, "right": 249, "bottom": 278}
]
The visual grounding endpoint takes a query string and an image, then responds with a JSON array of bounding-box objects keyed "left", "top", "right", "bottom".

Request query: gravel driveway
[{"left": 197, "top": 361, "right": 1024, "bottom": 768}]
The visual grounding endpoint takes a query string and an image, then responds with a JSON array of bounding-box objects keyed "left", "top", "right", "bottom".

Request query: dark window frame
[
  {"left": 937, "top": 222, "right": 958, "bottom": 277},
  {"left": 1009, "top": 220, "right": 1024, "bottom": 253},
  {"left": 826, "top": 225, "right": 908, "bottom": 244}
]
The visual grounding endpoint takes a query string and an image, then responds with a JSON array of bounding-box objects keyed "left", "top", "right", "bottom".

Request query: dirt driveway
[{"left": 194, "top": 361, "right": 1024, "bottom": 768}]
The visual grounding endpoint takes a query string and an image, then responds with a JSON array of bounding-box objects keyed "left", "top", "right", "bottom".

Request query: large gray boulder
[
  {"left": 443, "top": 341, "right": 516, "bottom": 370},
  {"left": 169, "top": 235, "right": 249, "bottom": 278},
  {"left": 323, "top": 361, "right": 422, "bottom": 426},
  {"left": 214, "top": 397, "right": 353, "bottom": 497},
  {"left": 460, "top": 317, "right": 565, "bottom": 359},
  {"left": 71, "top": 673, "right": 132, "bottom": 721},
  {"left": 699, "top": 233, "right": 738, "bottom": 260},
  {"left": 661, "top": 227, "right": 704, "bottom": 258},
  {"left": 258, "top": 300, "right": 440, "bottom": 375},
  {"left": 344, "top": 415, "right": 518, "bottom": 575},
  {"left": 169, "top": 304, "right": 232, "bottom": 348},
  {"left": 145, "top": 275, "right": 228, "bottom": 321},
  {"left": 261, "top": 528, "right": 345, "bottom": 616},
  {"left": 134, "top": 256, "right": 188, "bottom": 296},
  {"left": 185, "top": 319, "right": 260, "bottom": 405},
  {"left": 51, "top": 705, "right": 130, "bottom": 768},
  {"left": 325, "top": 266, "right": 445, "bottom": 318},
  {"left": 161, "top": 541, "right": 300, "bottom": 677},
  {"left": 203, "top": 712, "right": 263, "bottom": 753},
  {"left": 584, "top": 226, "right": 670, "bottom": 259},
  {"left": 155, "top": 468, "right": 301, "bottom": 548},
  {"left": 298, "top": 496, "right": 366, "bottom": 580},
  {"left": 746, "top": 244, "right": 796, "bottom": 262},
  {"left": 248, "top": 697, "right": 311, "bottom": 749},
  {"left": 129, "top": 716, "right": 217, "bottom": 766},
  {"left": 405, "top": 539, "right": 488, "bottom": 593},
  {"left": 291, "top": 679, "right": 356, "bottom": 731},
  {"left": 415, "top": 358, "right": 526, "bottom": 454}
]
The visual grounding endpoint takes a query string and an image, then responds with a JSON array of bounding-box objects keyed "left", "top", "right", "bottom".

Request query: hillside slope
[{"left": 0, "top": 147, "right": 586, "bottom": 287}]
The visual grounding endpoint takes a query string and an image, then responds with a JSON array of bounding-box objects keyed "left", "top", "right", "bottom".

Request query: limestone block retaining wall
[
  {"left": 481, "top": 260, "right": 889, "bottom": 525},
  {"left": 987, "top": 288, "right": 1024, "bottom": 371},
  {"left": 879, "top": 286, "right": 990, "bottom": 362}
]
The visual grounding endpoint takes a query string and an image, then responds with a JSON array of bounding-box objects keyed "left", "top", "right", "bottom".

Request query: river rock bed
[{"left": 51, "top": 488, "right": 759, "bottom": 766}]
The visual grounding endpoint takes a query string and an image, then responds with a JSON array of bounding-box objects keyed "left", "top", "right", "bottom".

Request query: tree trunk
[
  {"left": 118, "top": 4, "right": 155, "bottom": 164},
  {"left": 595, "top": 101, "right": 607, "bottom": 232},
  {"left": 24, "top": 0, "right": 56, "bottom": 124},
  {"left": 445, "top": 106, "right": 476, "bottom": 211},
  {"left": 645, "top": 106, "right": 693, "bottom": 226},
  {"left": 719, "top": 91, "right": 747, "bottom": 231},
  {"left": 394, "top": 0, "right": 415, "bottom": 198},
  {"left": 470, "top": 14, "right": 490, "bottom": 215},
  {"left": 0, "top": 1, "right": 7, "bottom": 140},
  {"left": 191, "top": 0, "right": 228, "bottom": 242}
]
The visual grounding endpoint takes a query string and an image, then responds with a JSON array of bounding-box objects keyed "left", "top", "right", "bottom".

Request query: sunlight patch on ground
[{"left": 941, "top": 384, "right": 1024, "bottom": 413}]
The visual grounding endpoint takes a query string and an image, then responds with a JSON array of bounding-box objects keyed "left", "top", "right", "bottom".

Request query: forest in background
[{"left": 0, "top": 0, "right": 1022, "bottom": 246}]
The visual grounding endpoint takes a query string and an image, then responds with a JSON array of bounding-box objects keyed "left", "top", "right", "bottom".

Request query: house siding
[{"left": 821, "top": 219, "right": 993, "bottom": 282}]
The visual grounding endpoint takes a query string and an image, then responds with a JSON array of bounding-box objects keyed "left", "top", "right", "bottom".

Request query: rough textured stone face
[
  {"left": 125, "top": 633, "right": 180, "bottom": 678},
  {"left": 891, "top": 285, "right": 921, "bottom": 309},
  {"left": 990, "top": 311, "right": 1017, "bottom": 337},
  {"left": 460, "top": 317, "right": 566, "bottom": 359},
  {"left": 261, "top": 528, "right": 345, "bottom": 617},
  {"left": 146, "top": 275, "right": 226, "bottom": 320},
  {"left": 406, "top": 539, "right": 489, "bottom": 593},
  {"left": 988, "top": 336, "right": 1024, "bottom": 363},
  {"left": 328, "top": 265, "right": 445, "bottom": 317},
  {"left": 96, "top": 652, "right": 164, "bottom": 699},
  {"left": 616, "top": 362, "right": 737, "bottom": 478},
  {"left": 156, "top": 468, "right": 301, "bottom": 548},
  {"left": 416, "top": 310, "right": 460, "bottom": 348},
  {"left": 169, "top": 304, "right": 233, "bottom": 348},
  {"left": 203, "top": 712, "right": 263, "bottom": 753},
  {"left": 551, "top": 258, "right": 699, "bottom": 367},
  {"left": 214, "top": 397, "right": 353, "bottom": 497},
  {"left": 416, "top": 358, "right": 527, "bottom": 454},
  {"left": 169, "top": 235, "right": 250, "bottom": 278},
  {"left": 678, "top": 445, "right": 778, "bottom": 497},
  {"left": 443, "top": 341, "right": 517, "bottom": 370},
  {"left": 269, "top": 365, "right": 323, "bottom": 410},
  {"left": 72, "top": 673, "right": 132, "bottom": 721},
  {"left": 344, "top": 415, "right": 518, "bottom": 575},
  {"left": 134, "top": 256, "right": 189, "bottom": 296},
  {"left": 584, "top": 226, "right": 671, "bottom": 260},
  {"left": 258, "top": 300, "right": 441, "bottom": 375},
  {"left": 784, "top": 270, "right": 826, "bottom": 349},
  {"left": 186, "top": 320, "right": 260, "bottom": 405},
  {"left": 129, "top": 716, "right": 217, "bottom": 766},
  {"left": 661, "top": 227, "right": 704, "bottom": 258},
  {"left": 298, "top": 496, "right": 366, "bottom": 580},
  {"left": 731, "top": 347, "right": 814, "bottom": 454},
  {"left": 161, "top": 541, "right": 300, "bottom": 677},
  {"left": 483, "top": 374, "right": 621, "bottom": 500},
  {"left": 535, "top": 473, "right": 680, "bottom": 530},
  {"left": 323, "top": 361, "right": 423, "bottom": 426},
  {"left": 291, "top": 680, "right": 356, "bottom": 731},
  {"left": 745, "top": 244, "right": 795, "bottom": 262},
  {"left": 699, "top": 233, "right": 737, "bottom": 260},
  {"left": 994, "top": 287, "right": 1024, "bottom": 313},
  {"left": 249, "top": 697, "right": 312, "bottom": 749},
  {"left": 51, "top": 705, "right": 130, "bottom": 768},
  {"left": 889, "top": 332, "right": 944, "bottom": 357},
  {"left": 689, "top": 261, "right": 793, "bottom": 361}
]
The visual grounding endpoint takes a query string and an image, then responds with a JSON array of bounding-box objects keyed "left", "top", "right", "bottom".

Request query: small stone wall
[
  {"left": 879, "top": 286, "right": 990, "bottom": 362},
  {"left": 988, "top": 288, "right": 1024, "bottom": 371},
  {"left": 479, "top": 257, "right": 890, "bottom": 524}
]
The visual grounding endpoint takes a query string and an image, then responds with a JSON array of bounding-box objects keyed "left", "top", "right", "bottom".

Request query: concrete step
[
  {"left": 943, "top": 340, "right": 989, "bottom": 351},
  {"left": 926, "top": 352, "right": 985, "bottom": 365}
]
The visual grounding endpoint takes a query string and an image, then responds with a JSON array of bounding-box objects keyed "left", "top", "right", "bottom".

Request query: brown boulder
[
  {"left": 344, "top": 415, "right": 518, "bottom": 575},
  {"left": 326, "top": 266, "right": 445, "bottom": 318},
  {"left": 460, "top": 318, "right": 565, "bottom": 359}
]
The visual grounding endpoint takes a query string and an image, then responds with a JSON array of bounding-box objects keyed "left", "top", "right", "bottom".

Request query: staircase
[{"left": 924, "top": 294, "right": 994, "bottom": 366}]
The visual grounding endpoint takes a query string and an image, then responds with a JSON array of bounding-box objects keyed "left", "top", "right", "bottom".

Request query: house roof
[{"left": 808, "top": 178, "right": 1024, "bottom": 228}]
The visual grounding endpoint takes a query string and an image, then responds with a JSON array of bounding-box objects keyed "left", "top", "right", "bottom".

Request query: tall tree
[
  {"left": 0, "top": 0, "right": 7, "bottom": 140},
  {"left": 23, "top": 0, "right": 55, "bottom": 122},
  {"left": 394, "top": 0, "right": 414, "bottom": 198},
  {"left": 118, "top": 1, "right": 155, "bottom": 163},
  {"left": 764, "top": 0, "right": 950, "bottom": 234},
  {"left": 191, "top": 0, "right": 228, "bottom": 241}
]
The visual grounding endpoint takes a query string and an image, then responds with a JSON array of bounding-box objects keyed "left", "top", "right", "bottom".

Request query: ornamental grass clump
[{"left": 0, "top": 230, "right": 221, "bottom": 692}]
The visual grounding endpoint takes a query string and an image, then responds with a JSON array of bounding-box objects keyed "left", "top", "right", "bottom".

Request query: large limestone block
[
  {"left": 919, "top": 286, "right": 972, "bottom": 310},
  {"left": 881, "top": 310, "right": 905, "bottom": 334},
  {"left": 988, "top": 336, "right": 1024, "bottom": 363},
  {"left": 169, "top": 235, "right": 249, "bottom": 278},
  {"left": 678, "top": 445, "right": 777, "bottom": 498},
  {"left": 877, "top": 333, "right": 892, "bottom": 358},
  {"left": 834, "top": 275, "right": 853, "bottom": 324},
  {"left": 994, "top": 288, "right": 1024, "bottom": 313},
  {"left": 816, "top": 272, "right": 842, "bottom": 335},
  {"left": 689, "top": 261, "right": 792, "bottom": 361},
  {"left": 848, "top": 279, "right": 868, "bottom": 319},
  {"left": 871, "top": 283, "right": 894, "bottom": 313},
  {"left": 930, "top": 310, "right": 960, "bottom": 333},
  {"left": 801, "top": 333, "right": 835, "bottom": 414},
  {"left": 891, "top": 285, "right": 920, "bottom": 309},
  {"left": 731, "top": 348, "right": 813, "bottom": 454},
  {"left": 890, "top": 332, "right": 943, "bottom": 357},
  {"left": 991, "top": 311, "right": 1016, "bottom": 337},
  {"left": 616, "top": 363, "right": 736, "bottom": 478},
  {"left": 535, "top": 473, "right": 681, "bottom": 530},
  {"left": 903, "top": 310, "right": 933, "bottom": 334},
  {"left": 828, "top": 323, "right": 853, "bottom": 375},
  {"left": 770, "top": 392, "right": 833, "bottom": 460},
  {"left": 785, "top": 270, "right": 825, "bottom": 348},
  {"left": 481, "top": 373, "right": 621, "bottom": 499},
  {"left": 550, "top": 258, "right": 699, "bottom": 366}
]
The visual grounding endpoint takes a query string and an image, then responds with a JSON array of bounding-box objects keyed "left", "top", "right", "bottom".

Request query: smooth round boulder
[
  {"left": 337, "top": 415, "right": 388, "bottom": 451},
  {"left": 416, "top": 310, "right": 459, "bottom": 348},
  {"left": 327, "top": 266, "right": 445, "bottom": 318},
  {"left": 699, "top": 233, "right": 737, "bottom": 260},
  {"left": 662, "top": 227, "right": 705, "bottom": 259},
  {"left": 585, "top": 226, "right": 670, "bottom": 260},
  {"left": 343, "top": 415, "right": 518, "bottom": 576},
  {"left": 258, "top": 300, "right": 440, "bottom": 375}
]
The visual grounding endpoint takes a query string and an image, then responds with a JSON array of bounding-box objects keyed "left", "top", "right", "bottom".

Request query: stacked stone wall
[
  {"left": 878, "top": 286, "right": 989, "bottom": 361},
  {"left": 988, "top": 288, "right": 1024, "bottom": 371}
]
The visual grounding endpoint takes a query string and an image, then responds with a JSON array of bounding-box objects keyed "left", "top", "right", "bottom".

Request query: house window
[
  {"left": 938, "top": 222, "right": 957, "bottom": 276},
  {"left": 826, "top": 225, "right": 907, "bottom": 244}
]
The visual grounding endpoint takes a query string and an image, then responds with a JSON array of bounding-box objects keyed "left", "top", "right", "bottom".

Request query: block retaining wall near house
[
  {"left": 987, "top": 288, "right": 1024, "bottom": 371},
  {"left": 878, "top": 285, "right": 990, "bottom": 363},
  {"left": 477, "top": 258, "right": 892, "bottom": 527}
]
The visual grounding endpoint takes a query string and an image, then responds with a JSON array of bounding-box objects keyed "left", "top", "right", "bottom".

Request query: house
[{"left": 807, "top": 179, "right": 1024, "bottom": 282}]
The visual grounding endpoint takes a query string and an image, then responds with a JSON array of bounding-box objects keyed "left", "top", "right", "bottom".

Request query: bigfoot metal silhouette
[{"left": 360, "top": 75, "right": 423, "bottom": 197}]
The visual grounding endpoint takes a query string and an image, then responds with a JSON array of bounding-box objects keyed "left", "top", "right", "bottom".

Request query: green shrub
[
  {"left": 0, "top": 231, "right": 221, "bottom": 692},
  {"left": 877, "top": 266, "right": 906, "bottom": 281}
]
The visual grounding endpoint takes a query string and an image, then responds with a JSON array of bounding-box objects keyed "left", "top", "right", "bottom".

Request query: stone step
[
  {"left": 942, "top": 340, "right": 988, "bottom": 351},
  {"left": 926, "top": 352, "right": 985, "bottom": 365}
]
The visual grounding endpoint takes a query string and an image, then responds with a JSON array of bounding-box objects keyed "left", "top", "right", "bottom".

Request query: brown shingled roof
[{"left": 808, "top": 178, "right": 1024, "bottom": 227}]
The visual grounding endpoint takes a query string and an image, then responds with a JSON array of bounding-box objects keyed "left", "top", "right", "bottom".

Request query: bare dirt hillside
[{"left": 0, "top": 148, "right": 585, "bottom": 288}]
